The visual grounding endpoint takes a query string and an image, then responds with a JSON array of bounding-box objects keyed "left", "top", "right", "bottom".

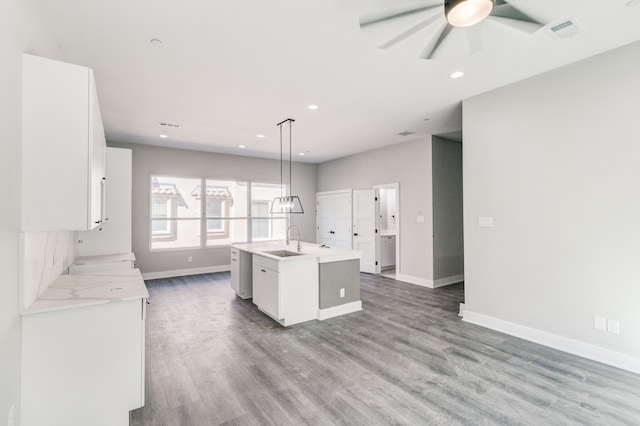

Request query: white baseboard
[
  {"left": 142, "top": 265, "right": 230, "bottom": 280},
  {"left": 463, "top": 310, "right": 640, "bottom": 375},
  {"left": 395, "top": 274, "right": 434, "bottom": 288},
  {"left": 318, "top": 300, "right": 363, "bottom": 321},
  {"left": 433, "top": 274, "right": 464, "bottom": 288}
]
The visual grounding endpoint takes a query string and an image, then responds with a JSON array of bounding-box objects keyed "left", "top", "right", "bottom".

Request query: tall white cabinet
[
  {"left": 77, "top": 147, "right": 133, "bottom": 256},
  {"left": 22, "top": 54, "right": 106, "bottom": 231},
  {"left": 316, "top": 190, "right": 352, "bottom": 249}
]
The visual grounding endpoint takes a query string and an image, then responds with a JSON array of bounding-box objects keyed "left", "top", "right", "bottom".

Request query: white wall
[
  {"left": 1, "top": 0, "right": 61, "bottom": 423},
  {"left": 463, "top": 41, "right": 640, "bottom": 372},
  {"left": 109, "top": 142, "right": 317, "bottom": 277},
  {"left": 317, "top": 138, "right": 434, "bottom": 285}
]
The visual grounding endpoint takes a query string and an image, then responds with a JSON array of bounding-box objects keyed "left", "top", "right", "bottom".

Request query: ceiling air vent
[
  {"left": 159, "top": 122, "right": 181, "bottom": 128},
  {"left": 397, "top": 131, "right": 415, "bottom": 136},
  {"left": 547, "top": 18, "right": 583, "bottom": 41}
]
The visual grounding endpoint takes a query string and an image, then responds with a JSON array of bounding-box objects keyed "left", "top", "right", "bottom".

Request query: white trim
[
  {"left": 395, "top": 274, "right": 434, "bottom": 288},
  {"left": 316, "top": 188, "right": 353, "bottom": 196},
  {"left": 463, "top": 310, "right": 640, "bottom": 375},
  {"left": 142, "top": 265, "right": 230, "bottom": 280},
  {"left": 433, "top": 274, "right": 464, "bottom": 288},
  {"left": 318, "top": 300, "right": 363, "bottom": 321}
]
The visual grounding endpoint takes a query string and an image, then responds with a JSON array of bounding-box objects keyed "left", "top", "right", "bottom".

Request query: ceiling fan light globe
[{"left": 445, "top": 0, "right": 494, "bottom": 27}]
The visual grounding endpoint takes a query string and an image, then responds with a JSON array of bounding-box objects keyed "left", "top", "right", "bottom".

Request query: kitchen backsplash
[{"left": 21, "top": 231, "right": 76, "bottom": 310}]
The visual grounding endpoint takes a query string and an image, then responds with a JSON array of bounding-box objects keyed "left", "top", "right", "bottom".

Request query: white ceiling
[{"left": 35, "top": 0, "right": 640, "bottom": 163}]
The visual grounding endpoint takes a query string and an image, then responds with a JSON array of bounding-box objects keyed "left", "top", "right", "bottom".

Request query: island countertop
[
  {"left": 21, "top": 268, "right": 149, "bottom": 316},
  {"left": 232, "top": 241, "right": 361, "bottom": 263}
]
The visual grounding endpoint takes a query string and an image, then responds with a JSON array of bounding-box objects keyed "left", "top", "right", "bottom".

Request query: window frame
[{"left": 149, "top": 176, "right": 290, "bottom": 251}]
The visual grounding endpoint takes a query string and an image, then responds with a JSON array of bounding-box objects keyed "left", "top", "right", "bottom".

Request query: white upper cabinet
[{"left": 22, "top": 54, "right": 106, "bottom": 231}]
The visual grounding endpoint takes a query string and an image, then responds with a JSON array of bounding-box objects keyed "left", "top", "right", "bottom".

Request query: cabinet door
[
  {"left": 252, "top": 264, "right": 280, "bottom": 319},
  {"left": 89, "top": 70, "right": 106, "bottom": 228},
  {"left": 230, "top": 249, "right": 240, "bottom": 293}
]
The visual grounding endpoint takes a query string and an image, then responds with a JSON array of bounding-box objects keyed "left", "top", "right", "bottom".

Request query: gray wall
[
  {"left": 2, "top": 0, "right": 63, "bottom": 422},
  {"left": 317, "top": 138, "right": 434, "bottom": 283},
  {"left": 109, "top": 142, "right": 317, "bottom": 275},
  {"left": 432, "top": 137, "right": 464, "bottom": 280},
  {"left": 463, "top": 41, "right": 640, "bottom": 361}
]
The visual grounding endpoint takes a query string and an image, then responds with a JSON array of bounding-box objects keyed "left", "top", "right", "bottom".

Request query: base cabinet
[
  {"left": 252, "top": 255, "right": 318, "bottom": 326},
  {"left": 21, "top": 299, "right": 145, "bottom": 426},
  {"left": 231, "top": 248, "right": 253, "bottom": 299}
]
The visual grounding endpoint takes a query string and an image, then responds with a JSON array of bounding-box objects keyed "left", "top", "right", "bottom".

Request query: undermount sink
[{"left": 263, "top": 250, "right": 303, "bottom": 258}]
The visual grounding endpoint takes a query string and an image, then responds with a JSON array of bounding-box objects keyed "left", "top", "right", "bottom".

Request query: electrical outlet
[
  {"left": 607, "top": 319, "right": 620, "bottom": 334},
  {"left": 339, "top": 288, "right": 345, "bottom": 298},
  {"left": 7, "top": 403, "right": 14, "bottom": 426},
  {"left": 594, "top": 316, "right": 606, "bottom": 331},
  {"left": 187, "top": 256, "right": 193, "bottom": 262}
]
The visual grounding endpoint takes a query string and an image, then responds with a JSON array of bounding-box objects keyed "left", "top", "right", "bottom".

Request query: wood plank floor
[{"left": 131, "top": 272, "right": 640, "bottom": 425}]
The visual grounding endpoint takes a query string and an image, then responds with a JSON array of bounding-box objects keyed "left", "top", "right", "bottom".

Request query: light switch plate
[
  {"left": 478, "top": 217, "right": 494, "bottom": 227},
  {"left": 594, "top": 316, "right": 606, "bottom": 331},
  {"left": 607, "top": 319, "right": 620, "bottom": 334},
  {"left": 416, "top": 215, "right": 425, "bottom": 223}
]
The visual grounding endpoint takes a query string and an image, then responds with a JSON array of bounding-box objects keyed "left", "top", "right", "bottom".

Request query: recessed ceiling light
[
  {"left": 256, "top": 134, "right": 265, "bottom": 138},
  {"left": 150, "top": 39, "right": 163, "bottom": 47},
  {"left": 307, "top": 105, "right": 318, "bottom": 110},
  {"left": 159, "top": 134, "right": 168, "bottom": 138},
  {"left": 298, "top": 152, "right": 305, "bottom": 156},
  {"left": 238, "top": 145, "right": 246, "bottom": 149},
  {"left": 449, "top": 71, "right": 465, "bottom": 79}
]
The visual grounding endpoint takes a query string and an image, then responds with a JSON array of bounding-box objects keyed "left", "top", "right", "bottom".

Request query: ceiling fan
[{"left": 359, "top": 0, "right": 548, "bottom": 59}]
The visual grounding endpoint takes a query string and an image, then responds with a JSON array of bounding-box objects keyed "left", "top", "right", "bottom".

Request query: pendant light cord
[
  {"left": 279, "top": 123, "right": 283, "bottom": 198},
  {"left": 289, "top": 119, "right": 292, "bottom": 198}
]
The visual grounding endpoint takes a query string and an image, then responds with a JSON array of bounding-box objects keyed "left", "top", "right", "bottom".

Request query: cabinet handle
[
  {"left": 231, "top": 259, "right": 236, "bottom": 262},
  {"left": 353, "top": 233, "right": 358, "bottom": 236},
  {"left": 260, "top": 269, "right": 266, "bottom": 272}
]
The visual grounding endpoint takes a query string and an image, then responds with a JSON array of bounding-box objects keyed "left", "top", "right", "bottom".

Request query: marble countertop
[
  {"left": 233, "top": 242, "right": 361, "bottom": 263},
  {"left": 73, "top": 252, "right": 136, "bottom": 265},
  {"left": 21, "top": 268, "right": 149, "bottom": 316}
]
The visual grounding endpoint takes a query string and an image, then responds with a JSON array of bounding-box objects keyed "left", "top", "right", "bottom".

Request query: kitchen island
[{"left": 231, "top": 241, "right": 362, "bottom": 326}]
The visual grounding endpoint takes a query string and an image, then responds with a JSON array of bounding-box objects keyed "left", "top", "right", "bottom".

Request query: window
[
  {"left": 251, "top": 183, "right": 287, "bottom": 242},
  {"left": 150, "top": 177, "right": 286, "bottom": 250}
]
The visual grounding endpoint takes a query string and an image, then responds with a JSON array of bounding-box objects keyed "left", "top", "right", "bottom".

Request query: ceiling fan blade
[
  {"left": 379, "top": 14, "right": 441, "bottom": 50},
  {"left": 360, "top": 3, "right": 441, "bottom": 28},
  {"left": 463, "top": 24, "right": 483, "bottom": 56},
  {"left": 420, "top": 23, "right": 453, "bottom": 60},
  {"left": 485, "top": 15, "right": 544, "bottom": 34},
  {"left": 491, "top": 3, "right": 545, "bottom": 26}
]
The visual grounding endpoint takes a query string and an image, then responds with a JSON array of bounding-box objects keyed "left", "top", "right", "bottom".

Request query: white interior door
[
  {"left": 353, "top": 189, "right": 376, "bottom": 273},
  {"left": 316, "top": 194, "right": 334, "bottom": 246},
  {"left": 332, "top": 191, "right": 352, "bottom": 249}
]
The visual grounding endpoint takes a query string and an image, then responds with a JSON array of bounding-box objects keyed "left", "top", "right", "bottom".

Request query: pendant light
[
  {"left": 445, "top": 0, "right": 494, "bottom": 28},
  {"left": 270, "top": 118, "right": 304, "bottom": 214}
]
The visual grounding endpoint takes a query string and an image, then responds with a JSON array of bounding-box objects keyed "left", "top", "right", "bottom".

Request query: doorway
[{"left": 374, "top": 183, "right": 399, "bottom": 278}]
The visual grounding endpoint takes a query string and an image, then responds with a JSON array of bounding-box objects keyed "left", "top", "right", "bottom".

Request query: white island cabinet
[
  {"left": 20, "top": 269, "right": 147, "bottom": 426},
  {"left": 252, "top": 254, "right": 319, "bottom": 326},
  {"left": 22, "top": 53, "right": 106, "bottom": 231}
]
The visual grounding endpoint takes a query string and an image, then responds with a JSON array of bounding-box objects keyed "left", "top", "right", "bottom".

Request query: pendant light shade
[
  {"left": 270, "top": 119, "right": 304, "bottom": 214},
  {"left": 445, "top": 0, "right": 494, "bottom": 27}
]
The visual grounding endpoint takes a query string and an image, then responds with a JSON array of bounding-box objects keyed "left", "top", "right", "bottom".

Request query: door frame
[{"left": 373, "top": 183, "right": 400, "bottom": 276}]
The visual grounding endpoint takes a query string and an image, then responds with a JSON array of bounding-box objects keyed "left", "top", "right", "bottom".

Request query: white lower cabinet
[
  {"left": 252, "top": 255, "right": 319, "bottom": 326},
  {"left": 253, "top": 263, "right": 280, "bottom": 319},
  {"left": 21, "top": 299, "right": 145, "bottom": 426},
  {"left": 231, "top": 248, "right": 253, "bottom": 299}
]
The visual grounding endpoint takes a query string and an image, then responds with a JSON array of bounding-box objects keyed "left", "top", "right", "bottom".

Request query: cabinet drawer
[
  {"left": 230, "top": 248, "right": 239, "bottom": 258},
  {"left": 253, "top": 254, "right": 280, "bottom": 272}
]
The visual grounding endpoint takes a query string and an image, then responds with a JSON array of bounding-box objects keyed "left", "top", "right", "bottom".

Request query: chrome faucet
[{"left": 287, "top": 225, "right": 302, "bottom": 252}]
